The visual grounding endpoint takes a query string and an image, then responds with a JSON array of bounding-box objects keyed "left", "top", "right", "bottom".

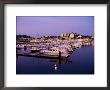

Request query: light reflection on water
[{"left": 16, "top": 46, "right": 94, "bottom": 74}]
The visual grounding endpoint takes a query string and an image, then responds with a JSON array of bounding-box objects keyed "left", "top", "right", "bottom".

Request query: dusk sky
[{"left": 16, "top": 16, "right": 94, "bottom": 37}]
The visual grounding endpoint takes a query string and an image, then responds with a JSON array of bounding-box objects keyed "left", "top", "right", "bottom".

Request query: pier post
[
  {"left": 24, "top": 46, "right": 27, "bottom": 50},
  {"left": 59, "top": 51, "right": 61, "bottom": 64}
]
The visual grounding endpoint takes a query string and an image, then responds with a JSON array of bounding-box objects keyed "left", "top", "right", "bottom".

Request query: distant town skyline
[{"left": 16, "top": 16, "right": 94, "bottom": 37}]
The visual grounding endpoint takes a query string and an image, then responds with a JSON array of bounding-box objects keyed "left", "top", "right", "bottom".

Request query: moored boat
[
  {"left": 40, "top": 46, "right": 70, "bottom": 58},
  {"left": 30, "top": 47, "right": 41, "bottom": 53}
]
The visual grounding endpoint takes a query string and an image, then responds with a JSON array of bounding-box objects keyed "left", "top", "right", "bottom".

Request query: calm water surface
[{"left": 16, "top": 46, "right": 94, "bottom": 74}]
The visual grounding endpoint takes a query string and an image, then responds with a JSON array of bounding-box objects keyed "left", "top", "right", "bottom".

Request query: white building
[
  {"left": 30, "top": 39, "right": 38, "bottom": 43},
  {"left": 69, "top": 33, "right": 74, "bottom": 38}
]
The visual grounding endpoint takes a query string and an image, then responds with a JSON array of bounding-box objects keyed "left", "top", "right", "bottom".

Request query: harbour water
[{"left": 16, "top": 46, "right": 94, "bottom": 74}]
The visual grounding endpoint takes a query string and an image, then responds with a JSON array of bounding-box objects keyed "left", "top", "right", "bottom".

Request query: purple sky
[{"left": 16, "top": 16, "right": 94, "bottom": 37}]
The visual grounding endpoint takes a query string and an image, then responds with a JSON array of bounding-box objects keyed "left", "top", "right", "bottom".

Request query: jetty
[{"left": 17, "top": 52, "right": 70, "bottom": 59}]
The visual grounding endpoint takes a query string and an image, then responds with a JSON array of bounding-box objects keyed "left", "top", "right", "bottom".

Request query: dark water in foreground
[{"left": 16, "top": 46, "right": 94, "bottom": 74}]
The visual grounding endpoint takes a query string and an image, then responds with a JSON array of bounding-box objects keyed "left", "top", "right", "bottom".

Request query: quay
[{"left": 17, "top": 52, "right": 70, "bottom": 59}]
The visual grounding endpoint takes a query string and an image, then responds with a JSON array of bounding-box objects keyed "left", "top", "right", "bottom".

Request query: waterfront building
[
  {"left": 30, "top": 39, "right": 38, "bottom": 43},
  {"left": 60, "top": 32, "right": 75, "bottom": 40},
  {"left": 60, "top": 33, "right": 64, "bottom": 37},
  {"left": 69, "top": 33, "right": 74, "bottom": 38}
]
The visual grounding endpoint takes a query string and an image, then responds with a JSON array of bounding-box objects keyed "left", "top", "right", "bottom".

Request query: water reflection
[
  {"left": 54, "top": 64, "right": 58, "bottom": 71},
  {"left": 16, "top": 46, "right": 94, "bottom": 74},
  {"left": 16, "top": 53, "right": 72, "bottom": 71}
]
